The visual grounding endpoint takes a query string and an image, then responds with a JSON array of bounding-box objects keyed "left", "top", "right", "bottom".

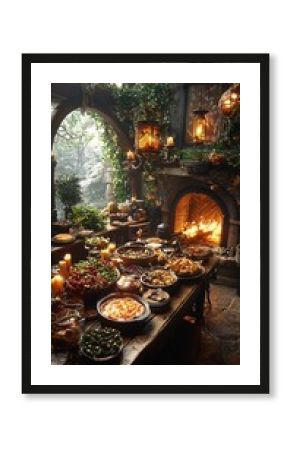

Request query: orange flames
[{"left": 182, "top": 218, "right": 222, "bottom": 244}]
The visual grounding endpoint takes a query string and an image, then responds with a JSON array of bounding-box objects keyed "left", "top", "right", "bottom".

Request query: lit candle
[
  {"left": 131, "top": 195, "right": 137, "bottom": 203},
  {"left": 51, "top": 275, "right": 64, "bottom": 298},
  {"left": 127, "top": 149, "right": 135, "bottom": 161},
  {"left": 166, "top": 136, "right": 174, "bottom": 147},
  {"left": 107, "top": 243, "right": 116, "bottom": 254},
  {"left": 59, "top": 260, "right": 67, "bottom": 278},
  {"left": 148, "top": 134, "right": 152, "bottom": 147},
  {"left": 64, "top": 253, "right": 72, "bottom": 273},
  {"left": 223, "top": 99, "right": 232, "bottom": 112},
  {"left": 101, "top": 249, "right": 110, "bottom": 261}
]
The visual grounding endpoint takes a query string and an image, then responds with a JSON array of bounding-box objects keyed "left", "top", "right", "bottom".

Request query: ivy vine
[{"left": 90, "top": 84, "right": 174, "bottom": 202}]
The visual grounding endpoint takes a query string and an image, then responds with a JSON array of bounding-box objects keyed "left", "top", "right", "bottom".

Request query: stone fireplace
[
  {"left": 156, "top": 167, "right": 239, "bottom": 248},
  {"left": 174, "top": 192, "right": 224, "bottom": 246}
]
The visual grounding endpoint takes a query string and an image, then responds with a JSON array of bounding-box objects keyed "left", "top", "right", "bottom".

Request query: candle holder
[{"left": 123, "top": 152, "right": 143, "bottom": 171}]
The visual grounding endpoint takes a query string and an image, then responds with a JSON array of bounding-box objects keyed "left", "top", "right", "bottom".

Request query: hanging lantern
[
  {"left": 192, "top": 109, "right": 208, "bottom": 143},
  {"left": 219, "top": 83, "right": 240, "bottom": 116},
  {"left": 135, "top": 121, "right": 161, "bottom": 152}
]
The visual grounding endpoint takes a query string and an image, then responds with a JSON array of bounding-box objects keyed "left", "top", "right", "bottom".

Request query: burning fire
[{"left": 182, "top": 218, "right": 222, "bottom": 244}]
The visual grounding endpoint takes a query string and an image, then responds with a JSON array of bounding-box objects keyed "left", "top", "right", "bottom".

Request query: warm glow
[
  {"left": 127, "top": 149, "right": 135, "bottom": 161},
  {"left": 193, "top": 116, "right": 206, "bottom": 142},
  {"left": 166, "top": 136, "right": 174, "bottom": 146},
  {"left": 135, "top": 122, "right": 161, "bottom": 151},
  {"left": 195, "top": 123, "right": 204, "bottom": 138},
  {"left": 51, "top": 275, "right": 64, "bottom": 297},
  {"left": 182, "top": 219, "right": 222, "bottom": 244}
]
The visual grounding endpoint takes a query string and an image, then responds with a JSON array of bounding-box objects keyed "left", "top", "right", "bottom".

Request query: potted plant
[
  {"left": 71, "top": 204, "right": 106, "bottom": 232},
  {"left": 55, "top": 175, "right": 82, "bottom": 219}
]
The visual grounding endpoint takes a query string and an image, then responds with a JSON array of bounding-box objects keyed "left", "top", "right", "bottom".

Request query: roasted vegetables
[{"left": 80, "top": 327, "right": 122, "bottom": 359}]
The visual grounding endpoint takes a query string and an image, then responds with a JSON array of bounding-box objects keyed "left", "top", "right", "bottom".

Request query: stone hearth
[{"left": 156, "top": 166, "right": 240, "bottom": 248}]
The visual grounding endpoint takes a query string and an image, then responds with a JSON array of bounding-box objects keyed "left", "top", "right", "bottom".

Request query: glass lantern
[
  {"left": 135, "top": 121, "right": 161, "bottom": 152},
  {"left": 192, "top": 109, "right": 208, "bottom": 143},
  {"left": 219, "top": 83, "right": 240, "bottom": 116}
]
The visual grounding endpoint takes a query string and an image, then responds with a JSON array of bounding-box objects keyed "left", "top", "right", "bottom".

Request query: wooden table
[{"left": 52, "top": 256, "right": 219, "bottom": 365}]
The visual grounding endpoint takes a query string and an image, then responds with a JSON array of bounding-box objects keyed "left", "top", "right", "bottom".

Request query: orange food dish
[{"left": 100, "top": 297, "right": 145, "bottom": 321}]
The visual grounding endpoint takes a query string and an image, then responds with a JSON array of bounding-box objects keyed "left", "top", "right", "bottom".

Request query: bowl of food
[
  {"left": 97, "top": 292, "right": 151, "bottom": 332},
  {"left": 117, "top": 245, "right": 155, "bottom": 266},
  {"left": 51, "top": 220, "right": 72, "bottom": 235},
  {"left": 141, "top": 268, "right": 178, "bottom": 291},
  {"left": 51, "top": 314, "right": 82, "bottom": 351},
  {"left": 182, "top": 245, "right": 212, "bottom": 261},
  {"left": 65, "top": 258, "right": 120, "bottom": 307},
  {"left": 77, "top": 229, "right": 94, "bottom": 239},
  {"left": 52, "top": 233, "right": 76, "bottom": 245},
  {"left": 116, "top": 274, "right": 142, "bottom": 294},
  {"left": 142, "top": 288, "right": 170, "bottom": 312},
  {"left": 109, "top": 212, "right": 128, "bottom": 224},
  {"left": 123, "top": 241, "right": 145, "bottom": 248},
  {"left": 166, "top": 257, "right": 205, "bottom": 280},
  {"left": 85, "top": 236, "right": 110, "bottom": 249},
  {"left": 152, "top": 248, "right": 168, "bottom": 266},
  {"left": 146, "top": 237, "right": 166, "bottom": 245},
  {"left": 79, "top": 327, "right": 123, "bottom": 364}
]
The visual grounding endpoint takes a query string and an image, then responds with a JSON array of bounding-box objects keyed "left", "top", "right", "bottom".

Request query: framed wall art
[{"left": 22, "top": 53, "right": 269, "bottom": 394}]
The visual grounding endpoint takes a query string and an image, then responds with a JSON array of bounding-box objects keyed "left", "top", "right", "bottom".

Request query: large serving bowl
[
  {"left": 182, "top": 245, "right": 212, "bottom": 261},
  {"left": 117, "top": 245, "right": 155, "bottom": 266},
  {"left": 141, "top": 267, "right": 178, "bottom": 292},
  {"left": 97, "top": 292, "right": 151, "bottom": 333},
  {"left": 65, "top": 258, "right": 120, "bottom": 307},
  {"left": 165, "top": 257, "right": 205, "bottom": 281},
  {"left": 79, "top": 326, "right": 123, "bottom": 365}
]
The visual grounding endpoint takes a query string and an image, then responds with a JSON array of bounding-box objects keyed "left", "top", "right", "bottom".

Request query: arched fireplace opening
[{"left": 174, "top": 192, "right": 225, "bottom": 246}]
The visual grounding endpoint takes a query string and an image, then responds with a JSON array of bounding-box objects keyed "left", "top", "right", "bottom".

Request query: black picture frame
[{"left": 22, "top": 53, "right": 269, "bottom": 394}]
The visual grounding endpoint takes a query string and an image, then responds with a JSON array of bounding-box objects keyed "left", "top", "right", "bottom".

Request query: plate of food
[
  {"left": 141, "top": 268, "right": 178, "bottom": 291},
  {"left": 166, "top": 257, "right": 205, "bottom": 280},
  {"left": 117, "top": 245, "right": 155, "bottom": 266},
  {"left": 153, "top": 248, "right": 168, "bottom": 265},
  {"left": 79, "top": 327, "right": 123, "bottom": 364},
  {"left": 85, "top": 236, "right": 110, "bottom": 249},
  {"left": 97, "top": 292, "right": 151, "bottom": 332},
  {"left": 52, "top": 233, "right": 76, "bottom": 245},
  {"left": 65, "top": 258, "right": 120, "bottom": 306},
  {"left": 182, "top": 245, "right": 212, "bottom": 261},
  {"left": 146, "top": 237, "right": 167, "bottom": 245},
  {"left": 142, "top": 288, "right": 170, "bottom": 311}
]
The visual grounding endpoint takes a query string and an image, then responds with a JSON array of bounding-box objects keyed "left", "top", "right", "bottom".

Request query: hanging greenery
[
  {"left": 89, "top": 84, "right": 174, "bottom": 203},
  {"left": 90, "top": 112, "right": 129, "bottom": 202},
  {"left": 113, "top": 83, "right": 173, "bottom": 138}
]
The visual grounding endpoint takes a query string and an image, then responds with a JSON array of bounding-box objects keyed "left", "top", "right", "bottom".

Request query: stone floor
[
  {"left": 154, "top": 284, "right": 240, "bottom": 365},
  {"left": 194, "top": 284, "right": 240, "bottom": 364}
]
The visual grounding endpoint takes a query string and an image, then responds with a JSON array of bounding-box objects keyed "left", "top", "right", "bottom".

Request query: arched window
[{"left": 53, "top": 109, "right": 111, "bottom": 216}]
